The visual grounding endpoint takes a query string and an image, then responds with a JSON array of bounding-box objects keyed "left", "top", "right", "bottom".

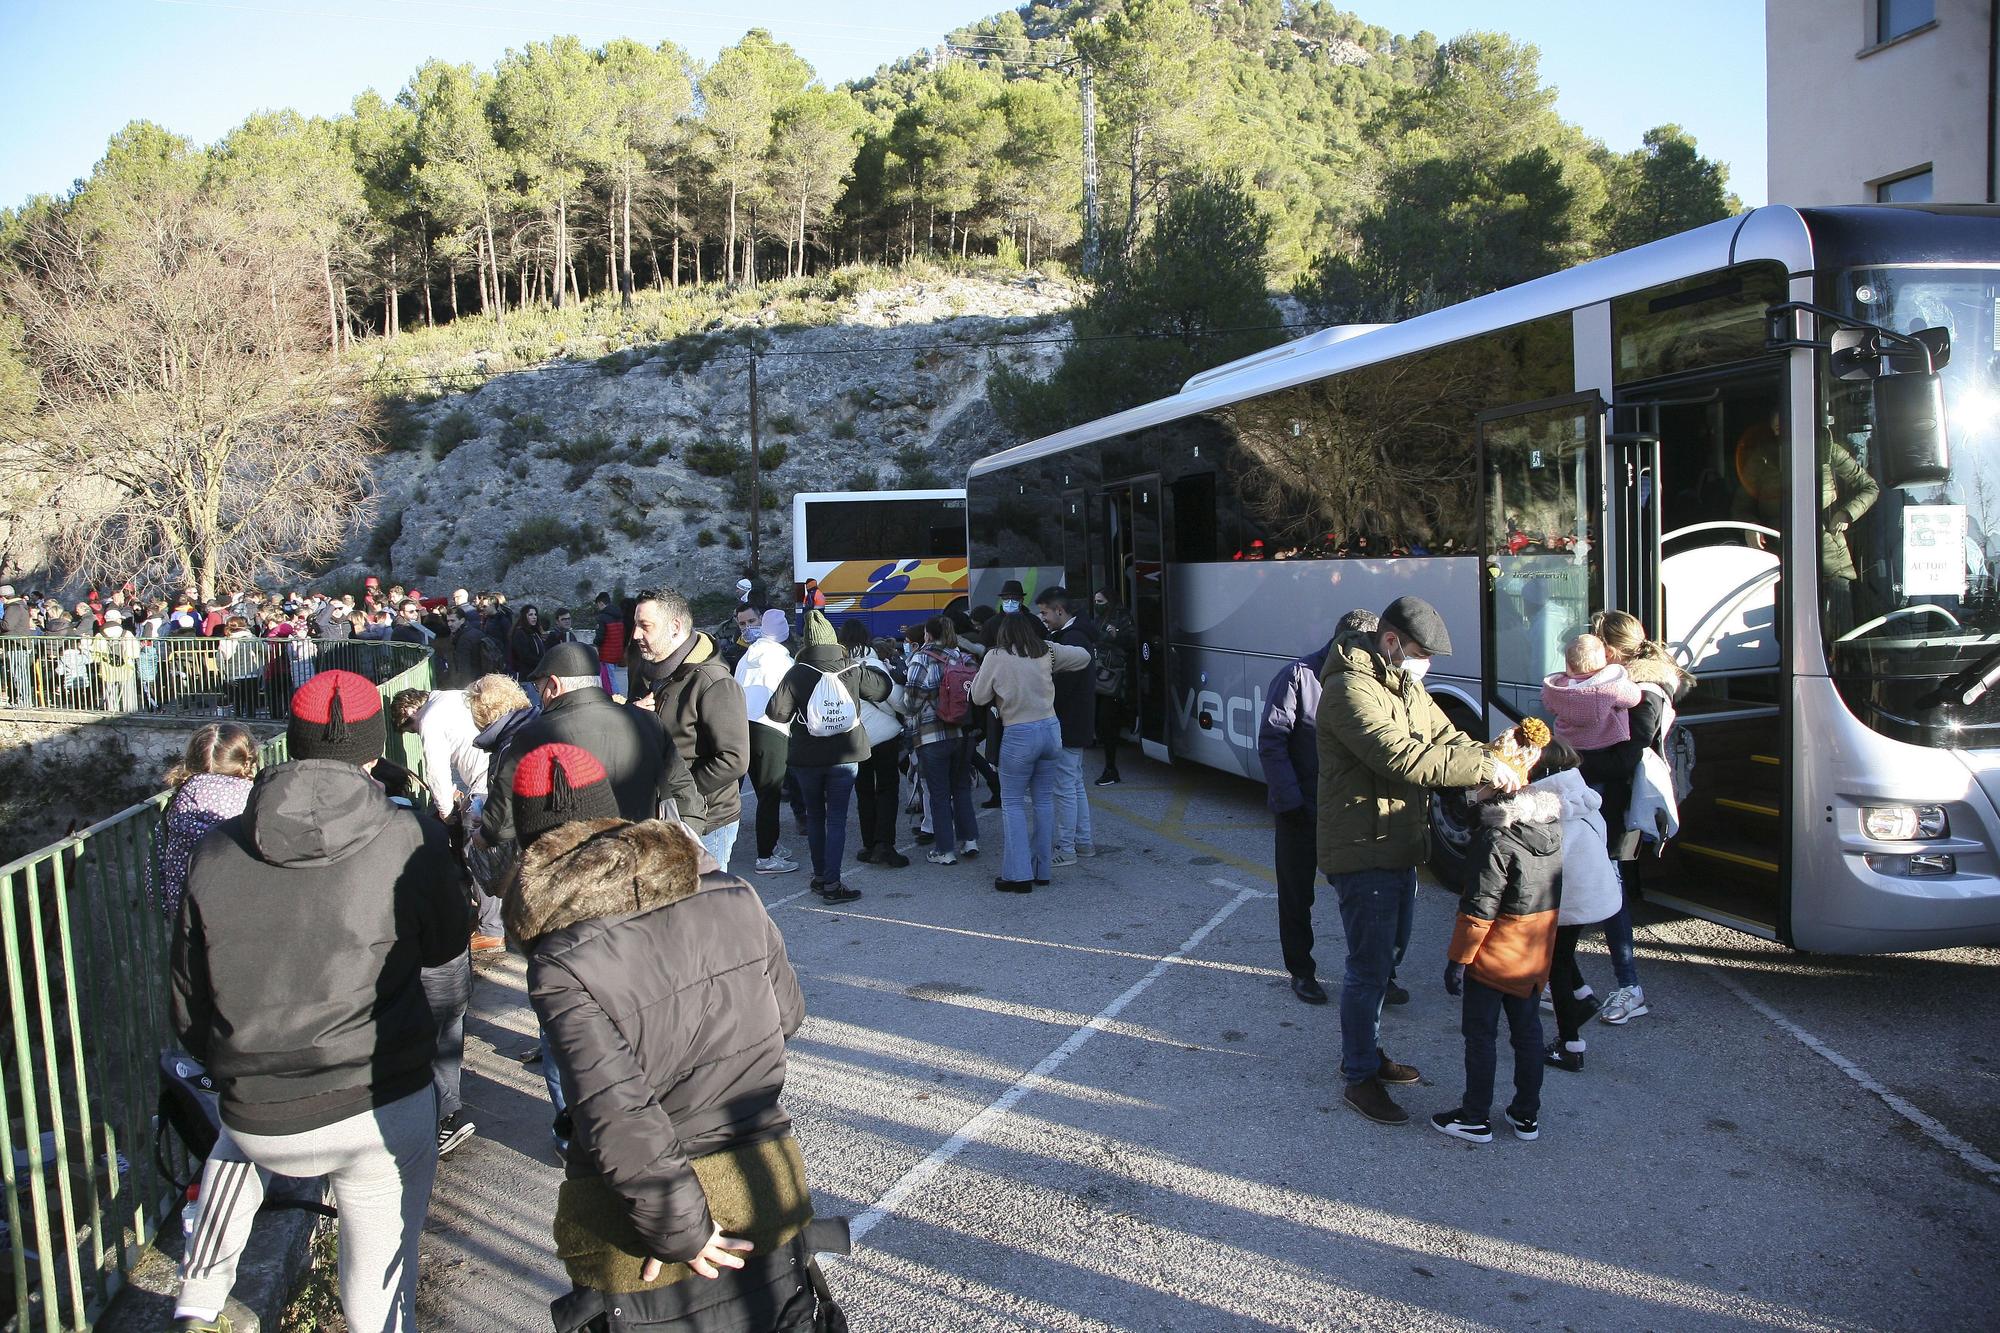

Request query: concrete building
[{"left": 1767, "top": 0, "right": 1998, "bottom": 204}]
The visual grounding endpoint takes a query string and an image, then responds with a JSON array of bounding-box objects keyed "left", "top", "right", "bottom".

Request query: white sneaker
[
  {"left": 925, "top": 849, "right": 958, "bottom": 865},
  {"left": 1051, "top": 851, "right": 1078, "bottom": 868},
  {"left": 1598, "top": 986, "right": 1648, "bottom": 1024},
  {"left": 754, "top": 855, "right": 798, "bottom": 875}
]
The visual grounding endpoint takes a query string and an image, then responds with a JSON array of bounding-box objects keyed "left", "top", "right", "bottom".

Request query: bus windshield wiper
[{"left": 1919, "top": 643, "right": 2000, "bottom": 709}]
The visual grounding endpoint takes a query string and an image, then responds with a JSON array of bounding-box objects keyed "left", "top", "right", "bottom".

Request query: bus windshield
[{"left": 1826, "top": 265, "right": 2000, "bottom": 747}]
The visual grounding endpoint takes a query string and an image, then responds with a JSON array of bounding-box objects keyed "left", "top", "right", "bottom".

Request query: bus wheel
[
  {"left": 946, "top": 596, "right": 969, "bottom": 614},
  {"left": 1430, "top": 791, "right": 1476, "bottom": 892}
]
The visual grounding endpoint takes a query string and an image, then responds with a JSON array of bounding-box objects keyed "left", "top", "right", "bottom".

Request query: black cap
[
  {"left": 1379, "top": 595, "right": 1452, "bottom": 656},
  {"left": 528, "top": 640, "right": 601, "bottom": 680}
]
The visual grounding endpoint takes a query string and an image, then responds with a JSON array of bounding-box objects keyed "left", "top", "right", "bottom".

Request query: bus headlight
[{"left": 1862, "top": 805, "right": 1948, "bottom": 840}]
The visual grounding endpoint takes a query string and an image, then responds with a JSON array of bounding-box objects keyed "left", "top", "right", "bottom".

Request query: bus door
[
  {"left": 1476, "top": 395, "right": 1607, "bottom": 722},
  {"left": 1061, "top": 489, "right": 1090, "bottom": 594},
  {"left": 1614, "top": 375, "right": 1789, "bottom": 937},
  {"left": 1100, "top": 477, "right": 1168, "bottom": 758}
]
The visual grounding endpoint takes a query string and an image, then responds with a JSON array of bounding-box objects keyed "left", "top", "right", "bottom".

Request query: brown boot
[
  {"left": 1343, "top": 1077, "right": 1409, "bottom": 1125},
  {"left": 1375, "top": 1051, "right": 1421, "bottom": 1085}
]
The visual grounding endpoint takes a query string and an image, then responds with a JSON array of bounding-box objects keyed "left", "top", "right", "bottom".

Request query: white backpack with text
[{"left": 802, "top": 665, "right": 857, "bottom": 737}]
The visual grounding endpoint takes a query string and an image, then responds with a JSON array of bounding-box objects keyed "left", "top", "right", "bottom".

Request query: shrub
[
  {"left": 556, "top": 431, "right": 618, "bottom": 465},
  {"left": 504, "top": 517, "right": 573, "bottom": 565},
  {"left": 612, "top": 510, "right": 651, "bottom": 540},
  {"left": 843, "top": 466, "right": 880, "bottom": 491},
  {"left": 685, "top": 439, "right": 744, "bottom": 478},
  {"left": 431, "top": 409, "right": 480, "bottom": 456},
  {"left": 596, "top": 349, "right": 635, "bottom": 374},
  {"left": 501, "top": 412, "right": 550, "bottom": 448},
  {"left": 696, "top": 529, "right": 716, "bottom": 547},
  {"left": 363, "top": 507, "right": 403, "bottom": 568},
  {"left": 414, "top": 545, "right": 443, "bottom": 578},
  {"left": 765, "top": 411, "right": 801, "bottom": 435},
  {"left": 728, "top": 472, "right": 779, "bottom": 510},
  {"left": 725, "top": 528, "right": 744, "bottom": 550},
  {"left": 510, "top": 458, "right": 530, "bottom": 479},
  {"left": 380, "top": 401, "right": 429, "bottom": 453},
  {"left": 755, "top": 439, "right": 788, "bottom": 470},
  {"left": 831, "top": 417, "right": 858, "bottom": 441}
]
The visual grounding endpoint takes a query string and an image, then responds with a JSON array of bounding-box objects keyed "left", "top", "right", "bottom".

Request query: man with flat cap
[
  {"left": 479, "top": 640, "right": 699, "bottom": 854},
  {"left": 1317, "top": 594, "right": 1521, "bottom": 1127}
]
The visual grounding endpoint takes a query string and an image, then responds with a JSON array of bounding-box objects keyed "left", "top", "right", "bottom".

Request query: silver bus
[{"left": 966, "top": 204, "right": 2000, "bottom": 954}]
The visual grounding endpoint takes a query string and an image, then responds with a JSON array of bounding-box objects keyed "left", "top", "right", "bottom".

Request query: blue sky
[{"left": 0, "top": 0, "right": 1768, "bottom": 209}]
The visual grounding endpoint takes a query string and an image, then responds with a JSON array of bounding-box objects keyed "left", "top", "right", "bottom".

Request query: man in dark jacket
[
  {"left": 504, "top": 744, "right": 823, "bottom": 1332},
  {"left": 1034, "top": 587, "right": 1097, "bottom": 865},
  {"left": 170, "top": 670, "right": 467, "bottom": 1333},
  {"left": 631, "top": 588, "right": 751, "bottom": 871},
  {"left": 1, "top": 585, "right": 33, "bottom": 706},
  {"left": 436, "top": 604, "right": 487, "bottom": 690},
  {"left": 1258, "top": 610, "right": 1393, "bottom": 1008},
  {"left": 479, "top": 641, "right": 695, "bottom": 851}
]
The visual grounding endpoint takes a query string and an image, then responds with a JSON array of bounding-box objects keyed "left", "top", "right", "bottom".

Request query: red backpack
[{"left": 934, "top": 654, "right": 979, "bottom": 725}]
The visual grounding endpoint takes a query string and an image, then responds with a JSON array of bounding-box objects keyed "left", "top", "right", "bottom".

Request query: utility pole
[
  {"left": 747, "top": 354, "right": 762, "bottom": 580},
  {"left": 1079, "top": 60, "right": 1100, "bottom": 277}
]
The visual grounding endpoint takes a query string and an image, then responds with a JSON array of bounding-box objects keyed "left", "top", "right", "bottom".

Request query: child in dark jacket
[{"left": 1436, "top": 718, "right": 1561, "bottom": 1145}]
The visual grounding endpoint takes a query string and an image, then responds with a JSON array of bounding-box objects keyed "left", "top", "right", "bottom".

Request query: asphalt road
[{"left": 414, "top": 754, "right": 2000, "bottom": 1332}]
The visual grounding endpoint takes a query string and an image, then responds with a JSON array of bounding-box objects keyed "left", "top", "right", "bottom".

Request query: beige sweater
[{"left": 969, "top": 642, "right": 1091, "bottom": 726}]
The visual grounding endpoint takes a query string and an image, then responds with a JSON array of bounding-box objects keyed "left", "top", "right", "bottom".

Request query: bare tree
[{"left": 1, "top": 182, "right": 377, "bottom": 600}]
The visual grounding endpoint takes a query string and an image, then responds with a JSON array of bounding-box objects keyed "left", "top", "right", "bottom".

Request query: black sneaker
[
  {"left": 1504, "top": 1109, "right": 1540, "bottom": 1141},
  {"left": 814, "top": 880, "right": 861, "bottom": 904},
  {"left": 1430, "top": 1110, "right": 1493, "bottom": 1143},
  {"left": 1384, "top": 979, "right": 1411, "bottom": 1006},
  {"left": 855, "top": 845, "right": 880, "bottom": 864},
  {"left": 981, "top": 794, "right": 1002, "bottom": 809},
  {"left": 1290, "top": 976, "right": 1329, "bottom": 1005},
  {"left": 1094, "top": 771, "right": 1121, "bottom": 786},
  {"left": 914, "top": 829, "right": 935, "bottom": 845},
  {"left": 994, "top": 877, "right": 1034, "bottom": 893},
  {"left": 1544, "top": 1043, "right": 1584, "bottom": 1073},
  {"left": 437, "top": 1113, "right": 475, "bottom": 1157},
  {"left": 877, "top": 849, "right": 910, "bottom": 868}
]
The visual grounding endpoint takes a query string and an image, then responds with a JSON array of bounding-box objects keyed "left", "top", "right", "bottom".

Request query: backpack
[
  {"left": 934, "top": 655, "right": 979, "bottom": 725},
  {"left": 1663, "top": 723, "right": 1696, "bottom": 805},
  {"left": 802, "top": 665, "right": 857, "bottom": 737}
]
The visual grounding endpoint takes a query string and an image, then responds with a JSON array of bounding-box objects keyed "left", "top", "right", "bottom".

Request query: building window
[
  {"left": 1877, "top": 0, "right": 1935, "bottom": 44},
  {"left": 1875, "top": 168, "right": 1934, "bottom": 203}
]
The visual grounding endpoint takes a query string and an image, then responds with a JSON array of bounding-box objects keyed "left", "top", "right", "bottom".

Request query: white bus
[
  {"left": 790, "top": 489, "right": 968, "bottom": 636},
  {"left": 968, "top": 204, "right": 2000, "bottom": 954}
]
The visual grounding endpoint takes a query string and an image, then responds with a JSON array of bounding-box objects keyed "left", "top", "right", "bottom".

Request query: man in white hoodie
[{"left": 735, "top": 608, "right": 800, "bottom": 874}]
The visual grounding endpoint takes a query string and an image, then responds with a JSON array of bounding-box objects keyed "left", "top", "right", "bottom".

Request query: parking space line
[
  {"left": 842, "top": 882, "right": 1266, "bottom": 1245},
  {"left": 1695, "top": 958, "right": 2000, "bottom": 1186}
]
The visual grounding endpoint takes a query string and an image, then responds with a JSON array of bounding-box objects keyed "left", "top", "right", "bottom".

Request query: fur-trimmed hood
[
  {"left": 506, "top": 817, "right": 710, "bottom": 942},
  {"left": 1479, "top": 786, "right": 1563, "bottom": 831}
]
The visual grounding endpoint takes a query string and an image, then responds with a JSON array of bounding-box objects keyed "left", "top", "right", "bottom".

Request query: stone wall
[{"left": 0, "top": 714, "right": 283, "bottom": 863}]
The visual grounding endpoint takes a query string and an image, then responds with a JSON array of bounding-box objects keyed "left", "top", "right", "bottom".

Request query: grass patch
[
  {"left": 830, "top": 417, "right": 857, "bottom": 441},
  {"left": 684, "top": 440, "right": 744, "bottom": 478},
  {"left": 696, "top": 528, "right": 716, "bottom": 547},
  {"left": 755, "top": 439, "right": 787, "bottom": 470},
  {"left": 278, "top": 1226, "right": 346, "bottom": 1332},
  {"left": 843, "top": 466, "right": 880, "bottom": 491},
  {"left": 893, "top": 443, "right": 940, "bottom": 487},
  {"left": 379, "top": 400, "right": 430, "bottom": 453},
  {"left": 501, "top": 412, "right": 551, "bottom": 448},
  {"left": 431, "top": 409, "right": 479, "bottom": 456},
  {"left": 765, "top": 411, "right": 801, "bottom": 435},
  {"left": 725, "top": 527, "right": 744, "bottom": 549}
]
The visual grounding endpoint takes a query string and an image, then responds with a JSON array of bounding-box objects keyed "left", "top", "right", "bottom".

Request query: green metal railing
[{"left": 0, "top": 651, "right": 434, "bottom": 1330}]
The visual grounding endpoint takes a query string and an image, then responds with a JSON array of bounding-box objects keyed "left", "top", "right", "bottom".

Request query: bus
[
  {"left": 967, "top": 204, "right": 2000, "bottom": 955},
  {"left": 791, "top": 488, "right": 969, "bottom": 637}
]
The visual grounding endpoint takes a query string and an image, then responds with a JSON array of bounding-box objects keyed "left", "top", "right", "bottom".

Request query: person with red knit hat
[
  {"left": 169, "top": 669, "right": 468, "bottom": 1333},
  {"left": 504, "top": 743, "right": 835, "bottom": 1332}
]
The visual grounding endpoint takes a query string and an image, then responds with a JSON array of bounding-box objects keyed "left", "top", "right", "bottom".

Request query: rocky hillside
[{"left": 333, "top": 273, "right": 1075, "bottom": 610}]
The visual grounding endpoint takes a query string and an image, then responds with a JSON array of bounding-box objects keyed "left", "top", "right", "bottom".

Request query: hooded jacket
[
  {"left": 638, "top": 631, "right": 749, "bottom": 835},
  {"left": 1536, "top": 767, "right": 1622, "bottom": 927},
  {"left": 1448, "top": 787, "right": 1563, "bottom": 998},
  {"left": 1579, "top": 653, "right": 1689, "bottom": 860},
  {"left": 508, "top": 818, "right": 805, "bottom": 1265},
  {"left": 1045, "top": 616, "right": 1097, "bottom": 749},
  {"left": 734, "top": 635, "right": 794, "bottom": 736},
  {"left": 170, "top": 760, "right": 468, "bottom": 1135},
  {"left": 1315, "top": 629, "right": 1489, "bottom": 875},
  {"left": 1257, "top": 642, "right": 1330, "bottom": 816},
  {"left": 1540, "top": 664, "right": 1641, "bottom": 752},
  {"left": 764, "top": 641, "right": 890, "bottom": 767},
  {"left": 481, "top": 685, "right": 698, "bottom": 847}
]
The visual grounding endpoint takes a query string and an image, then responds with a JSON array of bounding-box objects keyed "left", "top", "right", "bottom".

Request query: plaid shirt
[{"left": 905, "top": 645, "right": 972, "bottom": 747}]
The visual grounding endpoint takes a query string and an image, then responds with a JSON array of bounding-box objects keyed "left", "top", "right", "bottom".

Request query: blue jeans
[
  {"left": 1330, "top": 866, "right": 1417, "bottom": 1085},
  {"left": 700, "top": 820, "right": 739, "bottom": 873},
  {"left": 1460, "top": 976, "right": 1544, "bottom": 1122},
  {"left": 1601, "top": 862, "right": 1640, "bottom": 987},
  {"left": 794, "top": 763, "right": 857, "bottom": 882},
  {"left": 918, "top": 735, "right": 980, "bottom": 856},
  {"left": 1053, "top": 745, "right": 1093, "bottom": 855},
  {"left": 999, "top": 717, "right": 1063, "bottom": 882}
]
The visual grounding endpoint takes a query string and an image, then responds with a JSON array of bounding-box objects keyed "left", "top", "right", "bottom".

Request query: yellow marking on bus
[
  {"left": 1678, "top": 843, "right": 1779, "bottom": 873},
  {"left": 1716, "top": 798, "right": 1780, "bottom": 818},
  {"left": 1751, "top": 754, "right": 1780, "bottom": 766}
]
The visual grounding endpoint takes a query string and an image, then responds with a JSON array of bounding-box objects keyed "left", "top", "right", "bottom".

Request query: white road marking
[
  {"left": 843, "top": 882, "right": 1265, "bottom": 1245},
  {"left": 1704, "top": 964, "right": 2000, "bottom": 1185},
  {"left": 1208, "top": 875, "right": 1275, "bottom": 899}
]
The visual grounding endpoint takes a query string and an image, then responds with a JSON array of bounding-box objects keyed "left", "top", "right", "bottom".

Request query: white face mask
[
  {"left": 1400, "top": 654, "right": 1431, "bottom": 682},
  {"left": 1000, "top": 599, "right": 1021, "bottom": 614}
]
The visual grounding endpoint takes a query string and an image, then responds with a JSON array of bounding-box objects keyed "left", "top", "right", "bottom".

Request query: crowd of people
[{"left": 1257, "top": 596, "right": 1691, "bottom": 1140}]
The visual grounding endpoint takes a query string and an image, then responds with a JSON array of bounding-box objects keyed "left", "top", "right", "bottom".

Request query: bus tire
[
  {"left": 946, "top": 596, "right": 969, "bottom": 615},
  {"left": 1427, "top": 693, "right": 1484, "bottom": 893}
]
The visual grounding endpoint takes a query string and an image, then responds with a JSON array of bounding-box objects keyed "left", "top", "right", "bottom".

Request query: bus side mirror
[{"left": 1873, "top": 372, "right": 1950, "bottom": 489}]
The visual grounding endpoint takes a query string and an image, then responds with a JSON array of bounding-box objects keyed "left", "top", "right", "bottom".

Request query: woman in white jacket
[
  {"left": 736, "top": 609, "right": 800, "bottom": 875},
  {"left": 1529, "top": 743, "right": 1624, "bottom": 1072}
]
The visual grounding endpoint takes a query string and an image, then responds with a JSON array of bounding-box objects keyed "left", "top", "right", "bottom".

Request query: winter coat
[
  {"left": 968, "top": 643, "right": 1092, "bottom": 727},
  {"left": 508, "top": 818, "right": 804, "bottom": 1265},
  {"left": 413, "top": 690, "right": 488, "bottom": 819},
  {"left": 1540, "top": 664, "right": 1641, "bottom": 752},
  {"left": 1579, "top": 654, "right": 1688, "bottom": 861},
  {"left": 1315, "top": 629, "right": 1489, "bottom": 875},
  {"left": 151, "top": 773, "right": 253, "bottom": 921},
  {"left": 171, "top": 760, "right": 467, "bottom": 1136},
  {"left": 481, "top": 686, "right": 696, "bottom": 848},
  {"left": 511, "top": 624, "right": 547, "bottom": 673},
  {"left": 472, "top": 703, "right": 540, "bottom": 760},
  {"left": 636, "top": 631, "right": 749, "bottom": 834},
  {"left": 0, "top": 600, "right": 31, "bottom": 636},
  {"left": 1257, "top": 643, "right": 1329, "bottom": 816},
  {"left": 439, "top": 617, "right": 488, "bottom": 690},
  {"left": 850, "top": 647, "right": 906, "bottom": 748},
  {"left": 764, "top": 642, "right": 890, "bottom": 767},
  {"left": 734, "top": 637, "right": 794, "bottom": 736},
  {"left": 1537, "top": 768, "right": 1621, "bottom": 927},
  {"left": 1045, "top": 618, "right": 1097, "bottom": 749},
  {"left": 1448, "top": 787, "right": 1563, "bottom": 998}
]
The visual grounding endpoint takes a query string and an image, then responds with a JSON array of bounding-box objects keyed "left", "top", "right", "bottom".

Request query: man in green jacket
[{"left": 1317, "top": 595, "right": 1519, "bottom": 1126}]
